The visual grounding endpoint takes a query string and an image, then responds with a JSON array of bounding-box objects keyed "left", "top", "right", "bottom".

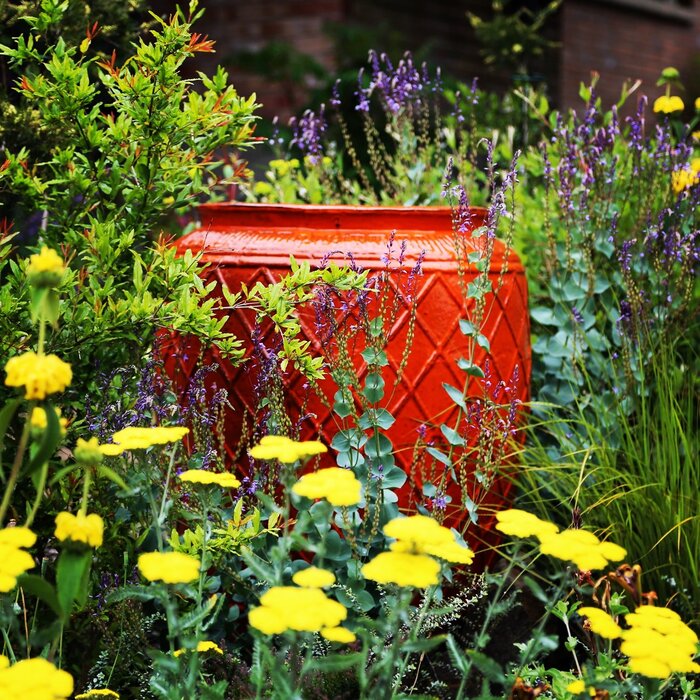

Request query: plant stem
[
  {"left": 25, "top": 459, "right": 49, "bottom": 527},
  {"left": 0, "top": 413, "right": 33, "bottom": 526},
  {"left": 80, "top": 466, "right": 93, "bottom": 515}
]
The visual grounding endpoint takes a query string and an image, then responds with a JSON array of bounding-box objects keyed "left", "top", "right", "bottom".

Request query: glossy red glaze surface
[{"left": 165, "top": 203, "right": 531, "bottom": 562}]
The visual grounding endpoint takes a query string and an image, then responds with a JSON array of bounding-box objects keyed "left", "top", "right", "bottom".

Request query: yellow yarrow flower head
[
  {"left": 292, "top": 566, "right": 336, "bottom": 588},
  {"left": 248, "top": 586, "right": 347, "bottom": 635},
  {"left": 249, "top": 435, "right": 327, "bottom": 463},
  {"left": 494, "top": 508, "right": 560, "bottom": 539},
  {"left": 320, "top": 626, "right": 357, "bottom": 643},
  {"left": 173, "top": 640, "right": 224, "bottom": 657},
  {"left": 653, "top": 95, "right": 684, "bottom": 113},
  {"left": 75, "top": 690, "right": 120, "bottom": 699},
  {"left": 538, "top": 529, "right": 626, "bottom": 571},
  {"left": 362, "top": 551, "right": 441, "bottom": 587},
  {"left": 104, "top": 425, "right": 189, "bottom": 454},
  {"left": 0, "top": 527, "right": 37, "bottom": 592},
  {"left": 291, "top": 467, "right": 362, "bottom": 506},
  {"left": 693, "top": 130, "right": 700, "bottom": 142},
  {"left": 384, "top": 515, "right": 474, "bottom": 564},
  {"left": 577, "top": 606, "right": 623, "bottom": 640},
  {"left": 4, "top": 351, "right": 72, "bottom": 400},
  {"left": 620, "top": 605, "right": 700, "bottom": 678},
  {"left": 178, "top": 470, "right": 241, "bottom": 488},
  {"left": 30, "top": 406, "right": 68, "bottom": 436},
  {"left": 26, "top": 246, "right": 66, "bottom": 288},
  {"left": 695, "top": 97, "right": 700, "bottom": 111},
  {"left": 138, "top": 551, "right": 200, "bottom": 584},
  {"left": 54, "top": 512, "right": 104, "bottom": 548},
  {"left": 0, "top": 655, "right": 74, "bottom": 699}
]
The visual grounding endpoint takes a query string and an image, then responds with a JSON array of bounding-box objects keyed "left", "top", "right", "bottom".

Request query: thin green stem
[
  {"left": 80, "top": 466, "right": 93, "bottom": 515},
  {"left": 25, "top": 459, "right": 49, "bottom": 527},
  {"left": 37, "top": 318, "right": 46, "bottom": 356},
  {"left": 0, "top": 412, "right": 33, "bottom": 526}
]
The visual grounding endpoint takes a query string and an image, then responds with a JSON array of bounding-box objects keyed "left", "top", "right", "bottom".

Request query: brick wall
[
  {"left": 559, "top": 0, "right": 700, "bottom": 111},
  {"left": 151, "top": 0, "right": 345, "bottom": 120}
]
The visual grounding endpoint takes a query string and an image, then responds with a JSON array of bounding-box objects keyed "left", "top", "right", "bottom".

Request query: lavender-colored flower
[{"left": 290, "top": 105, "right": 327, "bottom": 163}]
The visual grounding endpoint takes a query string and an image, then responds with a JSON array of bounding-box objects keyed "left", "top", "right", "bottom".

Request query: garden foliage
[{"left": 0, "top": 2, "right": 698, "bottom": 699}]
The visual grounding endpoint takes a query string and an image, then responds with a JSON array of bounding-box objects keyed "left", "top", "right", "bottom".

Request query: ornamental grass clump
[{"left": 517, "top": 69, "right": 699, "bottom": 612}]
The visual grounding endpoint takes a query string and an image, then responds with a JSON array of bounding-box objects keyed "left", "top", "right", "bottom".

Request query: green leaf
[
  {"left": 106, "top": 584, "right": 161, "bottom": 605},
  {"left": 360, "top": 347, "right": 389, "bottom": 367},
  {"left": 359, "top": 408, "right": 395, "bottom": 430},
  {"left": 442, "top": 382, "right": 466, "bottom": 409},
  {"left": 466, "top": 649, "right": 503, "bottom": 683},
  {"left": 56, "top": 550, "right": 92, "bottom": 617},
  {"left": 0, "top": 398, "right": 22, "bottom": 477},
  {"left": 23, "top": 403, "right": 61, "bottom": 477},
  {"left": 426, "top": 446, "right": 452, "bottom": 466},
  {"left": 364, "top": 433, "right": 393, "bottom": 458},
  {"left": 332, "top": 390, "right": 353, "bottom": 418},
  {"left": 303, "top": 652, "right": 363, "bottom": 674},
  {"left": 459, "top": 319, "right": 477, "bottom": 336},
  {"left": 96, "top": 464, "right": 128, "bottom": 491},
  {"left": 16, "top": 574, "right": 62, "bottom": 617},
  {"left": 530, "top": 306, "right": 558, "bottom": 325},
  {"left": 446, "top": 634, "right": 470, "bottom": 675},
  {"left": 456, "top": 358, "right": 485, "bottom": 378},
  {"left": 363, "top": 372, "right": 385, "bottom": 403},
  {"left": 400, "top": 634, "right": 447, "bottom": 654},
  {"left": 440, "top": 423, "right": 466, "bottom": 446}
]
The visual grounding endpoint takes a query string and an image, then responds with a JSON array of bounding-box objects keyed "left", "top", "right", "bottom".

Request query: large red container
[{"left": 166, "top": 203, "right": 530, "bottom": 556}]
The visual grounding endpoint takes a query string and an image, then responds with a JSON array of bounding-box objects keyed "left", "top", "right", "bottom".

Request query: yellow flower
[
  {"left": 494, "top": 509, "right": 560, "bottom": 539},
  {"left": 693, "top": 130, "right": 700, "bottom": 142},
  {"left": 362, "top": 551, "right": 440, "bottom": 587},
  {"left": 173, "top": 640, "right": 224, "bottom": 657},
  {"left": 292, "top": 566, "right": 336, "bottom": 588},
  {"left": 0, "top": 655, "right": 74, "bottom": 699},
  {"left": 0, "top": 526, "right": 37, "bottom": 548},
  {"left": 26, "top": 246, "right": 65, "bottom": 287},
  {"left": 178, "top": 470, "right": 241, "bottom": 488},
  {"left": 653, "top": 95, "right": 684, "bottom": 113},
  {"left": 619, "top": 605, "right": 700, "bottom": 679},
  {"left": 138, "top": 551, "right": 200, "bottom": 584},
  {"left": 320, "top": 626, "right": 357, "bottom": 643},
  {"left": 695, "top": 97, "right": 700, "bottom": 110},
  {"left": 105, "top": 425, "right": 189, "bottom": 453},
  {"left": 566, "top": 679, "right": 586, "bottom": 695},
  {"left": 0, "top": 527, "right": 37, "bottom": 592},
  {"left": 538, "top": 529, "right": 626, "bottom": 570},
  {"left": 384, "top": 514, "right": 474, "bottom": 564},
  {"left": 30, "top": 407, "right": 68, "bottom": 436},
  {"left": 75, "top": 690, "right": 120, "bottom": 699},
  {"left": 54, "top": 512, "right": 104, "bottom": 548},
  {"left": 672, "top": 167, "right": 700, "bottom": 194},
  {"left": 250, "top": 435, "right": 327, "bottom": 463},
  {"left": 577, "top": 606, "right": 622, "bottom": 639},
  {"left": 291, "top": 467, "right": 361, "bottom": 506},
  {"left": 5, "top": 351, "right": 72, "bottom": 399},
  {"left": 249, "top": 586, "right": 347, "bottom": 634}
]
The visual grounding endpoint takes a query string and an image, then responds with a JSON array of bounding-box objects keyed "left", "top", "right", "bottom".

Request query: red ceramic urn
[{"left": 165, "top": 203, "right": 530, "bottom": 559}]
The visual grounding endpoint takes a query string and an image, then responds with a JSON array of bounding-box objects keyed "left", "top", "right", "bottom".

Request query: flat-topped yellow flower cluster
[
  {"left": 578, "top": 604, "right": 700, "bottom": 680},
  {"left": 0, "top": 655, "right": 73, "bottom": 700},
  {"left": 0, "top": 527, "right": 36, "bottom": 592},
  {"left": 362, "top": 514, "right": 474, "bottom": 588},
  {"left": 495, "top": 509, "right": 626, "bottom": 571}
]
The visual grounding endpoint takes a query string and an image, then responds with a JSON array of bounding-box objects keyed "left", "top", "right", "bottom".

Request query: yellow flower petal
[{"left": 138, "top": 551, "right": 200, "bottom": 584}]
